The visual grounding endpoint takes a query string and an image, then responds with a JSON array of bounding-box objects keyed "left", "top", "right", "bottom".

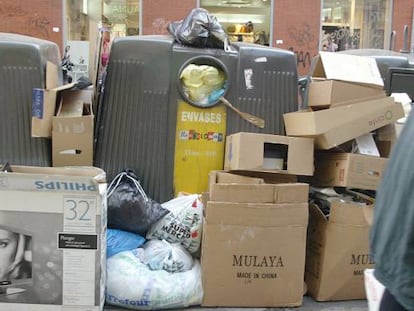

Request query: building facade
[{"left": 1, "top": 0, "right": 413, "bottom": 75}]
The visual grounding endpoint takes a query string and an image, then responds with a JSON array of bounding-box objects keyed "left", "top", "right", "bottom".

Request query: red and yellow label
[{"left": 174, "top": 101, "right": 227, "bottom": 195}]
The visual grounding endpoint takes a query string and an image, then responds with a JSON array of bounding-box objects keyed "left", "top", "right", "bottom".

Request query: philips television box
[{"left": 0, "top": 165, "right": 106, "bottom": 310}]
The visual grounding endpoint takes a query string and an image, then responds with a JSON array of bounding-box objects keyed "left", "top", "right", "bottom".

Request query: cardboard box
[
  {"left": 52, "top": 90, "right": 94, "bottom": 167},
  {"left": 201, "top": 201, "right": 309, "bottom": 307},
  {"left": 224, "top": 132, "right": 314, "bottom": 176},
  {"left": 305, "top": 202, "right": 375, "bottom": 301},
  {"left": 311, "top": 152, "right": 387, "bottom": 191},
  {"left": 310, "top": 51, "right": 384, "bottom": 88},
  {"left": 31, "top": 61, "right": 76, "bottom": 138},
  {"left": 308, "top": 79, "right": 386, "bottom": 110},
  {"left": 283, "top": 96, "right": 405, "bottom": 149},
  {"left": 0, "top": 165, "right": 107, "bottom": 310},
  {"left": 209, "top": 171, "right": 309, "bottom": 203}
]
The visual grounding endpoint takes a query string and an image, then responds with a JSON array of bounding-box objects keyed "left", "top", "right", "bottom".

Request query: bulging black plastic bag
[
  {"left": 167, "top": 8, "right": 230, "bottom": 50},
  {"left": 107, "top": 170, "right": 169, "bottom": 236}
]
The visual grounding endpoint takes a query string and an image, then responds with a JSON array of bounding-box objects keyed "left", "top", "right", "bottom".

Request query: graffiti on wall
[
  {"left": 0, "top": 3, "right": 52, "bottom": 39},
  {"left": 366, "top": 4, "right": 385, "bottom": 49},
  {"left": 287, "top": 22, "right": 318, "bottom": 71},
  {"left": 151, "top": 18, "right": 172, "bottom": 35}
]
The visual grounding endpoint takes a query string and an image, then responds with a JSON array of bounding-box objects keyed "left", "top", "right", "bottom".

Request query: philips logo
[{"left": 34, "top": 180, "right": 97, "bottom": 192}]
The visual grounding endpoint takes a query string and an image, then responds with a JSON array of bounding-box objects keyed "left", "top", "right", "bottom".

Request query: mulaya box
[{"left": 0, "top": 165, "right": 107, "bottom": 310}]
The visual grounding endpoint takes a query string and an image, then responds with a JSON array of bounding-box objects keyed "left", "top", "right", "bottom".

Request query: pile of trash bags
[{"left": 105, "top": 170, "right": 204, "bottom": 310}]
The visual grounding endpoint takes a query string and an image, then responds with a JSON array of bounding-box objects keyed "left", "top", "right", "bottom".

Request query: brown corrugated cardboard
[
  {"left": 308, "top": 79, "right": 386, "bottom": 110},
  {"left": 208, "top": 170, "right": 309, "bottom": 203},
  {"left": 305, "top": 202, "right": 374, "bottom": 301},
  {"left": 52, "top": 90, "right": 94, "bottom": 167},
  {"left": 224, "top": 132, "right": 314, "bottom": 176},
  {"left": 201, "top": 201, "right": 308, "bottom": 307},
  {"left": 283, "top": 96, "right": 404, "bottom": 149},
  {"left": 31, "top": 61, "right": 77, "bottom": 137},
  {"left": 311, "top": 152, "right": 387, "bottom": 191},
  {"left": 310, "top": 51, "right": 384, "bottom": 88}
]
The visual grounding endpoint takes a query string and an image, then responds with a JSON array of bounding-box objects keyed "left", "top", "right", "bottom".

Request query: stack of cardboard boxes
[
  {"left": 31, "top": 62, "right": 94, "bottom": 167},
  {"left": 201, "top": 133, "right": 315, "bottom": 307},
  {"left": 200, "top": 52, "right": 406, "bottom": 306},
  {"left": 283, "top": 52, "right": 405, "bottom": 301}
]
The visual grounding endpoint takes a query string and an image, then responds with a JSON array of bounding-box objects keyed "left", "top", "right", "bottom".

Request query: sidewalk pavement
[{"left": 105, "top": 295, "right": 369, "bottom": 310}]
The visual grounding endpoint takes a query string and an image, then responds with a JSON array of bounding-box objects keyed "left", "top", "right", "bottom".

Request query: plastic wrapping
[
  {"left": 107, "top": 229, "right": 146, "bottom": 258},
  {"left": 146, "top": 194, "right": 203, "bottom": 254},
  {"left": 167, "top": 8, "right": 229, "bottom": 50},
  {"left": 106, "top": 250, "right": 203, "bottom": 310},
  {"left": 136, "top": 239, "right": 193, "bottom": 273},
  {"left": 107, "top": 170, "right": 169, "bottom": 236}
]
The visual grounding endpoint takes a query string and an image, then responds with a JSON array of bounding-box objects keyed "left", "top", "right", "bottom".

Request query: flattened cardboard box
[
  {"left": 224, "top": 132, "right": 314, "bottom": 176},
  {"left": 283, "top": 96, "right": 404, "bottom": 149},
  {"left": 201, "top": 201, "right": 308, "bottom": 307},
  {"left": 308, "top": 79, "right": 386, "bottom": 110},
  {"left": 209, "top": 171, "right": 309, "bottom": 203},
  {"left": 310, "top": 51, "right": 384, "bottom": 88},
  {"left": 0, "top": 165, "right": 107, "bottom": 311},
  {"left": 305, "top": 202, "right": 374, "bottom": 301},
  {"left": 311, "top": 152, "right": 387, "bottom": 191}
]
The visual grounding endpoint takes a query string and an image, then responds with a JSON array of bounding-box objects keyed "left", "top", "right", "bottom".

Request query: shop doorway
[
  {"left": 200, "top": 0, "right": 272, "bottom": 46},
  {"left": 321, "top": 0, "right": 392, "bottom": 52}
]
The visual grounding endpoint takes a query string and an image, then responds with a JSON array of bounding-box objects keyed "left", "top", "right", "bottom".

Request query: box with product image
[
  {"left": 52, "top": 90, "right": 94, "bottom": 167},
  {"left": 283, "top": 96, "right": 404, "bottom": 149},
  {"left": 0, "top": 165, "right": 106, "bottom": 311},
  {"left": 305, "top": 201, "right": 375, "bottom": 301},
  {"left": 311, "top": 152, "right": 387, "bottom": 191},
  {"left": 308, "top": 51, "right": 385, "bottom": 110},
  {"left": 224, "top": 132, "right": 314, "bottom": 176}
]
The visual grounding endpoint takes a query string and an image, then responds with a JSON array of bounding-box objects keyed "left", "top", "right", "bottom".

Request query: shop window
[
  {"left": 103, "top": 0, "right": 140, "bottom": 38},
  {"left": 200, "top": 0, "right": 272, "bottom": 46},
  {"left": 321, "top": 0, "right": 391, "bottom": 51}
]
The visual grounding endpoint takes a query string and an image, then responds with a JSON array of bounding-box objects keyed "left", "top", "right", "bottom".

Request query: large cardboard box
[
  {"left": 311, "top": 152, "right": 387, "bottom": 190},
  {"left": 283, "top": 96, "right": 404, "bottom": 149},
  {"left": 52, "top": 91, "right": 94, "bottom": 167},
  {"left": 201, "top": 200, "right": 309, "bottom": 307},
  {"left": 308, "top": 79, "right": 386, "bottom": 110},
  {"left": 224, "top": 132, "right": 314, "bottom": 176},
  {"left": 0, "top": 165, "right": 106, "bottom": 310},
  {"left": 305, "top": 202, "right": 374, "bottom": 301}
]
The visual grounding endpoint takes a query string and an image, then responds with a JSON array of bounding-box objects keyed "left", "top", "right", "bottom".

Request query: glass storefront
[
  {"left": 64, "top": 0, "right": 141, "bottom": 81},
  {"left": 321, "top": 0, "right": 392, "bottom": 51},
  {"left": 200, "top": 0, "right": 272, "bottom": 46}
]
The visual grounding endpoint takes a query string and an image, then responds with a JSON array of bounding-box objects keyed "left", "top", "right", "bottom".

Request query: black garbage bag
[
  {"left": 167, "top": 8, "right": 229, "bottom": 50},
  {"left": 107, "top": 169, "right": 169, "bottom": 236}
]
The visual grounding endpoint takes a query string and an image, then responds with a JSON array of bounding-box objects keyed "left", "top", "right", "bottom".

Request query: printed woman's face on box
[{"left": 0, "top": 228, "right": 19, "bottom": 280}]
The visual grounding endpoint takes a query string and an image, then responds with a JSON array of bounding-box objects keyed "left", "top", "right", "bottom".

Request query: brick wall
[
  {"left": 0, "top": 0, "right": 63, "bottom": 51},
  {"left": 273, "top": 0, "right": 321, "bottom": 76},
  {"left": 392, "top": 0, "right": 414, "bottom": 52},
  {"left": 141, "top": 0, "right": 197, "bottom": 35}
]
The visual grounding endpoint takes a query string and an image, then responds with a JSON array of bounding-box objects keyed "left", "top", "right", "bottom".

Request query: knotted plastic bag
[
  {"left": 167, "top": 8, "right": 230, "bottom": 50},
  {"left": 107, "top": 170, "right": 169, "bottom": 236}
]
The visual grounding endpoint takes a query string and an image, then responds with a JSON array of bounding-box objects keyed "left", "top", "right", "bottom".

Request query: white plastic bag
[
  {"left": 137, "top": 239, "right": 193, "bottom": 273},
  {"left": 146, "top": 194, "right": 203, "bottom": 253},
  {"left": 105, "top": 250, "right": 203, "bottom": 310},
  {"left": 364, "top": 269, "right": 385, "bottom": 311}
]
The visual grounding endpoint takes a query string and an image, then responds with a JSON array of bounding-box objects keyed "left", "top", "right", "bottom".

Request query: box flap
[
  {"left": 329, "top": 202, "right": 372, "bottom": 226},
  {"left": 205, "top": 202, "right": 308, "bottom": 226},
  {"left": 312, "top": 52, "right": 384, "bottom": 87},
  {"left": 46, "top": 61, "right": 59, "bottom": 90}
]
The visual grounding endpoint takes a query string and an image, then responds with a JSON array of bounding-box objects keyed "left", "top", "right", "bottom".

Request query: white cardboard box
[{"left": 0, "top": 165, "right": 107, "bottom": 310}]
